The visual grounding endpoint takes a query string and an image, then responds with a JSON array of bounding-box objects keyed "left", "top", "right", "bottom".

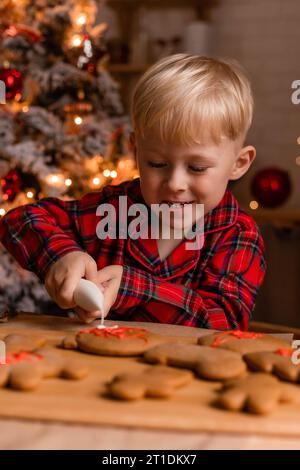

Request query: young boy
[{"left": 0, "top": 54, "right": 266, "bottom": 330}]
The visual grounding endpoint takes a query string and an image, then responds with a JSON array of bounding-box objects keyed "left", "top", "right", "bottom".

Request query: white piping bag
[{"left": 74, "top": 279, "right": 105, "bottom": 327}]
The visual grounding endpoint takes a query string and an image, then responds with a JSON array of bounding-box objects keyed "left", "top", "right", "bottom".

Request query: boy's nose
[{"left": 166, "top": 169, "right": 188, "bottom": 192}]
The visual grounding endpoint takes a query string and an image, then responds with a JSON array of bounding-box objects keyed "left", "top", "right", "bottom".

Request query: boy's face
[{"left": 133, "top": 132, "right": 256, "bottom": 229}]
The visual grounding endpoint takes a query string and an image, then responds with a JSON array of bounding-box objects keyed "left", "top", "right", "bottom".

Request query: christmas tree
[{"left": 0, "top": 0, "right": 137, "bottom": 314}]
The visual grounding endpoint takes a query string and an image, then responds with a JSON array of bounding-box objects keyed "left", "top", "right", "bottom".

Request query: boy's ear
[{"left": 229, "top": 145, "right": 256, "bottom": 181}]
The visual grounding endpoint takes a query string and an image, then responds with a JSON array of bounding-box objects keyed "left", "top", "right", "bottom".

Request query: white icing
[{"left": 96, "top": 324, "right": 119, "bottom": 330}]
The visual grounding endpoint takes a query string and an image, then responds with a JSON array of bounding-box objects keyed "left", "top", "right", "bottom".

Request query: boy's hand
[
  {"left": 97, "top": 265, "right": 123, "bottom": 316},
  {"left": 44, "top": 251, "right": 98, "bottom": 310},
  {"left": 72, "top": 265, "right": 123, "bottom": 323}
]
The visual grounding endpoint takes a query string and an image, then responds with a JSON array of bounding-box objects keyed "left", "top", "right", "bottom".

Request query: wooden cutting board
[{"left": 1, "top": 313, "right": 300, "bottom": 437}]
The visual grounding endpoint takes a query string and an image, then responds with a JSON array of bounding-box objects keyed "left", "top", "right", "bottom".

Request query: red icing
[
  {"left": 78, "top": 326, "right": 149, "bottom": 343},
  {"left": 1, "top": 351, "right": 43, "bottom": 365},
  {"left": 211, "top": 330, "right": 264, "bottom": 348},
  {"left": 275, "top": 348, "right": 293, "bottom": 357}
]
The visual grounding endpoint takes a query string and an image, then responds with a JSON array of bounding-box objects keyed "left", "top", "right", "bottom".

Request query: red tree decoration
[
  {"left": 0, "top": 67, "right": 23, "bottom": 100},
  {"left": 1, "top": 169, "right": 21, "bottom": 201},
  {"left": 251, "top": 167, "right": 291, "bottom": 208}
]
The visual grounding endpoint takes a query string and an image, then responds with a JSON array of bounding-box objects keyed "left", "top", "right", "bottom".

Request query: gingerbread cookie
[
  {"left": 143, "top": 342, "right": 246, "bottom": 381},
  {"left": 109, "top": 365, "right": 193, "bottom": 400},
  {"left": 62, "top": 326, "right": 162, "bottom": 357},
  {"left": 244, "top": 348, "right": 300, "bottom": 383},
  {"left": 198, "top": 330, "right": 290, "bottom": 355},
  {"left": 0, "top": 348, "right": 88, "bottom": 391},
  {"left": 216, "top": 372, "right": 297, "bottom": 415},
  {"left": 3, "top": 334, "right": 47, "bottom": 354}
]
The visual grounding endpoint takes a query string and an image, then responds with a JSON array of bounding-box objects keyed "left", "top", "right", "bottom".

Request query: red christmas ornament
[
  {"left": 251, "top": 167, "right": 291, "bottom": 208},
  {"left": 1, "top": 169, "right": 21, "bottom": 201},
  {"left": 0, "top": 67, "right": 23, "bottom": 101}
]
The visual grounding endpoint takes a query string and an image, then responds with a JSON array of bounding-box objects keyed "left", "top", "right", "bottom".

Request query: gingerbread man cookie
[
  {"left": 109, "top": 365, "right": 193, "bottom": 400},
  {"left": 244, "top": 348, "right": 300, "bottom": 383},
  {"left": 0, "top": 348, "right": 88, "bottom": 391},
  {"left": 3, "top": 334, "right": 47, "bottom": 354},
  {"left": 216, "top": 372, "right": 297, "bottom": 415},
  {"left": 62, "top": 326, "right": 162, "bottom": 357},
  {"left": 143, "top": 342, "right": 246, "bottom": 381},
  {"left": 198, "top": 330, "right": 289, "bottom": 355}
]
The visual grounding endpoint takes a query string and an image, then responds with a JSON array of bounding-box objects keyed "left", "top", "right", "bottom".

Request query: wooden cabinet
[{"left": 105, "top": 0, "right": 216, "bottom": 112}]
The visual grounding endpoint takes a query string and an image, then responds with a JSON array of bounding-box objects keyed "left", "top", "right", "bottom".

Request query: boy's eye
[
  {"left": 148, "top": 161, "right": 166, "bottom": 168},
  {"left": 147, "top": 162, "right": 207, "bottom": 172},
  {"left": 189, "top": 166, "right": 207, "bottom": 173}
]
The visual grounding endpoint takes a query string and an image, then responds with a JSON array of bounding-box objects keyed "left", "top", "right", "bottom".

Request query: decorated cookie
[
  {"left": 198, "top": 330, "right": 290, "bottom": 355},
  {"left": 62, "top": 326, "right": 162, "bottom": 357},
  {"left": 109, "top": 365, "right": 193, "bottom": 400},
  {"left": 0, "top": 348, "right": 88, "bottom": 391},
  {"left": 216, "top": 372, "right": 297, "bottom": 415},
  {"left": 143, "top": 342, "right": 246, "bottom": 381},
  {"left": 244, "top": 348, "right": 300, "bottom": 383},
  {"left": 3, "top": 334, "right": 47, "bottom": 354}
]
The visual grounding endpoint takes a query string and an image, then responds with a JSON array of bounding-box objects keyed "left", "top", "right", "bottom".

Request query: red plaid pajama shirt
[{"left": 0, "top": 178, "right": 266, "bottom": 330}]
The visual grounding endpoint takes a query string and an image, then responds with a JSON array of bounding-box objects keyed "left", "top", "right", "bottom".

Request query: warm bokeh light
[
  {"left": 50, "top": 175, "right": 59, "bottom": 183},
  {"left": 65, "top": 178, "right": 72, "bottom": 187},
  {"left": 103, "top": 169, "right": 111, "bottom": 177},
  {"left": 45, "top": 173, "right": 64, "bottom": 188},
  {"left": 74, "top": 116, "right": 83, "bottom": 125},
  {"left": 92, "top": 177, "right": 100, "bottom": 185},
  {"left": 296, "top": 156, "right": 300, "bottom": 166},
  {"left": 0, "top": 208, "right": 6, "bottom": 216},
  {"left": 72, "top": 35, "right": 82, "bottom": 47},
  {"left": 22, "top": 105, "right": 29, "bottom": 113},
  {"left": 110, "top": 170, "right": 117, "bottom": 178},
  {"left": 249, "top": 200, "right": 259, "bottom": 210},
  {"left": 26, "top": 191, "right": 34, "bottom": 199},
  {"left": 76, "top": 14, "right": 87, "bottom": 25}
]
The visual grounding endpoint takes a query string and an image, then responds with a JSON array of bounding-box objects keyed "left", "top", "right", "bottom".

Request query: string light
[
  {"left": 26, "top": 191, "right": 34, "bottom": 199},
  {"left": 92, "top": 177, "right": 100, "bottom": 186},
  {"left": 72, "top": 35, "right": 82, "bottom": 47},
  {"left": 76, "top": 14, "right": 87, "bottom": 26},
  {"left": 249, "top": 200, "right": 259, "bottom": 210},
  {"left": 103, "top": 169, "right": 111, "bottom": 178},
  {"left": 22, "top": 105, "right": 29, "bottom": 113},
  {"left": 110, "top": 170, "right": 117, "bottom": 178},
  {"left": 45, "top": 174, "right": 64, "bottom": 188},
  {"left": 74, "top": 116, "right": 83, "bottom": 125},
  {"left": 0, "top": 208, "right": 6, "bottom": 217},
  {"left": 64, "top": 178, "right": 72, "bottom": 187}
]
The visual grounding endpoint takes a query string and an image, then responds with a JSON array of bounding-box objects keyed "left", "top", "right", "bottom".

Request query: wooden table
[{"left": 0, "top": 313, "right": 300, "bottom": 450}]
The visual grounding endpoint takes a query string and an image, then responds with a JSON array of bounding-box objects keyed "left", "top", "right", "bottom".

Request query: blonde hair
[{"left": 131, "top": 54, "right": 253, "bottom": 145}]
